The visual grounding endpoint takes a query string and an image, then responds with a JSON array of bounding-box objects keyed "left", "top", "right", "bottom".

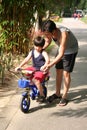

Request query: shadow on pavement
[
  {"left": 27, "top": 99, "right": 60, "bottom": 114},
  {"left": 50, "top": 106, "right": 87, "bottom": 118},
  {"left": 69, "top": 88, "right": 87, "bottom": 103}
]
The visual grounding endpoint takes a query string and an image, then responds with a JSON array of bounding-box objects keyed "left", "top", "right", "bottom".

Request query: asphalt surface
[{"left": 0, "top": 18, "right": 87, "bottom": 130}]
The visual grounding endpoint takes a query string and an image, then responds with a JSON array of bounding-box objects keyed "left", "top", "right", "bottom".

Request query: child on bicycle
[{"left": 15, "top": 36, "right": 50, "bottom": 102}]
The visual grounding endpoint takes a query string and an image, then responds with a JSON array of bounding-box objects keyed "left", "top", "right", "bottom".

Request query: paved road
[{"left": 0, "top": 18, "right": 87, "bottom": 130}]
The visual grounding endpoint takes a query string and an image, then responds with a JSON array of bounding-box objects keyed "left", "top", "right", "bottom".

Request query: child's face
[{"left": 34, "top": 45, "right": 43, "bottom": 52}]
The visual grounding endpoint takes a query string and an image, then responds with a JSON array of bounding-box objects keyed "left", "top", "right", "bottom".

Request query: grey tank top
[{"left": 53, "top": 26, "right": 78, "bottom": 54}]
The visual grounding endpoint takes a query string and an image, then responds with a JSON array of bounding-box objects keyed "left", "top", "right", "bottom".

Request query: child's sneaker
[{"left": 37, "top": 96, "right": 46, "bottom": 103}]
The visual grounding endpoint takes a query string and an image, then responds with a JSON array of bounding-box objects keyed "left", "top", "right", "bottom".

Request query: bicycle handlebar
[{"left": 17, "top": 68, "right": 35, "bottom": 74}]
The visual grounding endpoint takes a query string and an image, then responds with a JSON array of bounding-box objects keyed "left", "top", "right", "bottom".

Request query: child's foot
[{"left": 37, "top": 96, "right": 46, "bottom": 103}]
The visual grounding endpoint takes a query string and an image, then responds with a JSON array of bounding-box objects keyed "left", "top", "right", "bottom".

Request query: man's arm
[
  {"left": 40, "top": 51, "right": 50, "bottom": 71},
  {"left": 48, "top": 31, "right": 68, "bottom": 67},
  {"left": 43, "top": 36, "right": 52, "bottom": 49}
]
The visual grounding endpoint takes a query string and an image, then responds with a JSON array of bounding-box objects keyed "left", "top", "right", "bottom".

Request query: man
[{"left": 40, "top": 20, "right": 78, "bottom": 106}]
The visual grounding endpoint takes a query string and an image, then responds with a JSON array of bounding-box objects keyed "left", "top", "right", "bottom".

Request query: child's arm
[
  {"left": 40, "top": 51, "right": 50, "bottom": 71},
  {"left": 15, "top": 51, "right": 32, "bottom": 71}
]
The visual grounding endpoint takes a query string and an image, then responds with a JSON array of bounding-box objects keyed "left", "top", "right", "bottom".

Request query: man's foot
[
  {"left": 47, "top": 94, "right": 61, "bottom": 103},
  {"left": 59, "top": 98, "right": 68, "bottom": 106}
]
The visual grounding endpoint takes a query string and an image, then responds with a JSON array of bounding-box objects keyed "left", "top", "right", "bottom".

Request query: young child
[{"left": 15, "top": 36, "right": 50, "bottom": 102}]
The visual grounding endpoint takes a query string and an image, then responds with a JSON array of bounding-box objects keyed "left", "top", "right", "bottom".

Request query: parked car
[
  {"left": 72, "top": 9, "right": 84, "bottom": 18},
  {"left": 61, "top": 8, "right": 72, "bottom": 17}
]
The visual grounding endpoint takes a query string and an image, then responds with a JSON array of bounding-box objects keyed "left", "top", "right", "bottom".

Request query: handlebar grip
[{"left": 17, "top": 68, "right": 22, "bottom": 71}]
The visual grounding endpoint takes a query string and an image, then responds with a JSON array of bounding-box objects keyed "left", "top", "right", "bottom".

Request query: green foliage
[
  {"left": 46, "top": 41, "right": 55, "bottom": 53},
  {"left": 0, "top": 52, "right": 13, "bottom": 84},
  {"left": 0, "top": 20, "right": 15, "bottom": 84},
  {"left": 76, "top": 0, "right": 86, "bottom": 9},
  {"left": 0, "top": 23, "right": 7, "bottom": 51},
  {"left": 0, "top": 20, "right": 19, "bottom": 52},
  {"left": 81, "top": 17, "right": 87, "bottom": 24}
]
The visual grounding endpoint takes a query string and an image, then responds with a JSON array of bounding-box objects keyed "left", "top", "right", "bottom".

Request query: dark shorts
[{"left": 55, "top": 52, "right": 78, "bottom": 72}]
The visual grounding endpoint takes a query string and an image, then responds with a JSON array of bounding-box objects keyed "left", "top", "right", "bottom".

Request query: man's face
[{"left": 43, "top": 31, "right": 53, "bottom": 39}]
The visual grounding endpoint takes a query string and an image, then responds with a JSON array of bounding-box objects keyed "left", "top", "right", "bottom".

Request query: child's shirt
[{"left": 32, "top": 49, "right": 45, "bottom": 70}]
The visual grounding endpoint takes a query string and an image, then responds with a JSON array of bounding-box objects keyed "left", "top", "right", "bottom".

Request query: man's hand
[{"left": 40, "top": 64, "right": 50, "bottom": 72}]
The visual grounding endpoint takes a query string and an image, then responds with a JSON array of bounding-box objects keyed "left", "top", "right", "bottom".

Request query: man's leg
[
  {"left": 47, "top": 69, "right": 63, "bottom": 103},
  {"left": 61, "top": 52, "right": 77, "bottom": 99},
  {"left": 56, "top": 69, "right": 63, "bottom": 96},
  {"left": 59, "top": 71, "right": 71, "bottom": 106},
  {"left": 62, "top": 71, "right": 71, "bottom": 99}
]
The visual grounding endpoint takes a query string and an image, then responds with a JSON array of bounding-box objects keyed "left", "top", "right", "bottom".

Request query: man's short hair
[{"left": 41, "top": 20, "right": 56, "bottom": 33}]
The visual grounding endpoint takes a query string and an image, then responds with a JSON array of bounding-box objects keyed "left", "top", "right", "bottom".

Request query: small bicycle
[{"left": 17, "top": 68, "right": 49, "bottom": 113}]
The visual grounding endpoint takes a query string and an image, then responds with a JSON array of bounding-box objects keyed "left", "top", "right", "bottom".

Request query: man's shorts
[
  {"left": 55, "top": 52, "right": 78, "bottom": 72},
  {"left": 25, "top": 67, "right": 47, "bottom": 82}
]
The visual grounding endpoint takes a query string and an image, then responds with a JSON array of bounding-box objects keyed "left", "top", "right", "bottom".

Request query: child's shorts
[{"left": 25, "top": 67, "right": 47, "bottom": 82}]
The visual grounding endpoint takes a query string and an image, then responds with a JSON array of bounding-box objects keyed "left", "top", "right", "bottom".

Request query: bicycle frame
[{"left": 17, "top": 69, "right": 49, "bottom": 113}]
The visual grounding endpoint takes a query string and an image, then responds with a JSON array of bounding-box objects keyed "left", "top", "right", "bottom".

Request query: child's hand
[{"left": 15, "top": 67, "right": 21, "bottom": 72}]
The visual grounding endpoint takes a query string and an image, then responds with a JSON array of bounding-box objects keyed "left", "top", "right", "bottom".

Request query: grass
[
  {"left": 45, "top": 41, "right": 55, "bottom": 53},
  {"left": 81, "top": 17, "right": 87, "bottom": 24}
]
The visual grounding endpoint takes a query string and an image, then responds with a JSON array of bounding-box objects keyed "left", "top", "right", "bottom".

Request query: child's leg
[
  {"left": 33, "top": 78, "right": 46, "bottom": 102},
  {"left": 33, "top": 78, "right": 44, "bottom": 97},
  {"left": 33, "top": 71, "right": 46, "bottom": 97}
]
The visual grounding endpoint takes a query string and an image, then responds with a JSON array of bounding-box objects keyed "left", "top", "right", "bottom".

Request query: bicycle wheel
[
  {"left": 21, "top": 96, "right": 30, "bottom": 113},
  {"left": 43, "top": 86, "right": 47, "bottom": 98}
]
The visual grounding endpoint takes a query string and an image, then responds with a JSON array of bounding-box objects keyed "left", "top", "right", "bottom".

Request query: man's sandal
[
  {"left": 59, "top": 98, "right": 68, "bottom": 106},
  {"left": 47, "top": 94, "right": 61, "bottom": 103}
]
